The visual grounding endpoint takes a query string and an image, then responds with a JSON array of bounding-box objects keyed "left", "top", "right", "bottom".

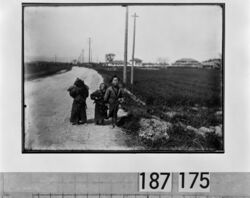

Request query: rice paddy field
[{"left": 93, "top": 65, "right": 223, "bottom": 108}]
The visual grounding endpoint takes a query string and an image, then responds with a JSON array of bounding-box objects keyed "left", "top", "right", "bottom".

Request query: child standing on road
[
  {"left": 90, "top": 83, "right": 108, "bottom": 125},
  {"left": 104, "top": 76, "right": 124, "bottom": 128}
]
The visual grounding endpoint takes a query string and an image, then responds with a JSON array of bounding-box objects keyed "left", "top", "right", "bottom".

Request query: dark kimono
[
  {"left": 104, "top": 85, "right": 123, "bottom": 124},
  {"left": 68, "top": 78, "right": 89, "bottom": 124},
  {"left": 90, "top": 90, "right": 107, "bottom": 124}
]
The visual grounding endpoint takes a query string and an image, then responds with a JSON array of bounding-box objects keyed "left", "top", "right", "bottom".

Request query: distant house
[
  {"left": 107, "top": 60, "right": 125, "bottom": 67},
  {"left": 130, "top": 58, "right": 143, "bottom": 66},
  {"left": 142, "top": 62, "right": 169, "bottom": 67},
  {"left": 142, "top": 62, "right": 155, "bottom": 67},
  {"left": 172, "top": 58, "right": 202, "bottom": 68},
  {"left": 156, "top": 62, "right": 169, "bottom": 67},
  {"left": 202, "top": 62, "right": 214, "bottom": 69},
  {"left": 202, "top": 59, "right": 222, "bottom": 69}
]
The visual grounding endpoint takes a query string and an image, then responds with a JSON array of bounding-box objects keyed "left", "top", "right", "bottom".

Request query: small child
[
  {"left": 90, "top": 83, "right": 108, "bottom": 125},
  {"left": 104, "top": 76, "right": 124, "bottom": 128}
]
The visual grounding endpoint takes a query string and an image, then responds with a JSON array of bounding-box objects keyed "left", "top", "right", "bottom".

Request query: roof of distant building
[{"left": 172, "top": 58, "right": 202, "bottom": 66}]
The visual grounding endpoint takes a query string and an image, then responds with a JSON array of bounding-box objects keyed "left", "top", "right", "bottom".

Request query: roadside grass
[
  {"left": 87, "top": 64, "right": 223, "bottom": 151},
  {"left": 24, "top": 61, "right": 73, "bottom": 80},
  {"left": 164, "top": 124, "right": 222, "bottom": 151}
]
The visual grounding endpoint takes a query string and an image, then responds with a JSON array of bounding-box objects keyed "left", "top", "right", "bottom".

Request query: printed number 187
[{"left": 139, "top": 172, "right": 172, "bottom": 192}]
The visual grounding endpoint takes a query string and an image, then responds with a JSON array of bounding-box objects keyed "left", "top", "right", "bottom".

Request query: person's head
[
  {"left": 111, "top": 75, "right": 119, "bottom": 86},
  {"left": 99, "top": 83, "right": 106, "bottom": 91},
  {"left": 74, "top": 78, "right": 85, "bottom": 87}
]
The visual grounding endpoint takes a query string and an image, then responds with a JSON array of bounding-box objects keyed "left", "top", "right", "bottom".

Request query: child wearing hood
[{"left": 90, "top": 83, "right": 108, "bottom": 125}]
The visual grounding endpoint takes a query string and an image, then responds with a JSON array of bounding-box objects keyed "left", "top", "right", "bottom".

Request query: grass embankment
[
  {"left": 24, "top": 61, "right": 73, "bottom": 80},
  {"left": 87, "top": 64, "right": 223, "bottom": 151}
]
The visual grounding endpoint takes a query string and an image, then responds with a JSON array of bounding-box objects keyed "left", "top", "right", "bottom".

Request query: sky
[{"left": 24, "top": 5, "right": 223, "bottom": 63}]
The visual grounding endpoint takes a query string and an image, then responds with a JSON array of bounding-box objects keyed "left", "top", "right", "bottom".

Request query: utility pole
[
  {"left": 88, "top": 37, "right": 91, "bottom": 63},
  {"left": 123, "top": 5, "right": 129, "bottom": 84},
  {"left": 81, "top": 49, "right": 84, "bottom": 63},
  {"left": 54, "top": 54, "right": 57, "bottom": 63},
  {"left": 131, "top": 12, "right": 139, "bottom": 85},
  {"left": 78, "top": 55, "right": 80, "bottom": 64}
]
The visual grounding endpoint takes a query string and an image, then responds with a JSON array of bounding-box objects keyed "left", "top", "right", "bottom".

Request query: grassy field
[
  {"left": 24, "top": 61, "right": 73, "bottom": 80},
  {"left": 131, "top": 67, "right": 222, "bottom": 107},
  {"left": 91, "top": 65, "right": 222, "bottom": 107},
  {"left": 90, "top": 64, "right": 223, "bottom": 151}
]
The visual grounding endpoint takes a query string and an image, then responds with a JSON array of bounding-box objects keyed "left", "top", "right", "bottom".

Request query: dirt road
[{"left": 25, "top": 67, "right": 143, "bottom": 151}]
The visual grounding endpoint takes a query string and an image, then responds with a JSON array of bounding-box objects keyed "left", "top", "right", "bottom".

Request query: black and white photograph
[
  {"left": 22, "top": 3, "right": 224, "bottom": 152},
  {"left": 1, "top": 2, "right": 250, "bottom": 198},
  {"left": 1, "top": 172, "right": 250, "bottom": 198}
]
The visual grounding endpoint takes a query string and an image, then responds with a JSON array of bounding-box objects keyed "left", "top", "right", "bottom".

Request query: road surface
[{"left": 25, "top": 67, "right": 143, "bottom": 150}]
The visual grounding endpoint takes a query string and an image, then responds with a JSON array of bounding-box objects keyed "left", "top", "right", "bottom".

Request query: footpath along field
[{"left": 91, "top": 64, "right": 223, "bottom": 151}]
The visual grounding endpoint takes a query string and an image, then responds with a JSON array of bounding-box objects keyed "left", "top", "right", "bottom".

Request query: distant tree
[
  {"left": 156, "top": 57, "right": 169, "bottom": 65},
  {"left": 105, "top": 53, "right": 115, "bottom": 63}
]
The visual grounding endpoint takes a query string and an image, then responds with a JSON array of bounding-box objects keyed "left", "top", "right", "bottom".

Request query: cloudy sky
[{"left": 24, "top": 5, "right": 222, "bottom": 63}]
